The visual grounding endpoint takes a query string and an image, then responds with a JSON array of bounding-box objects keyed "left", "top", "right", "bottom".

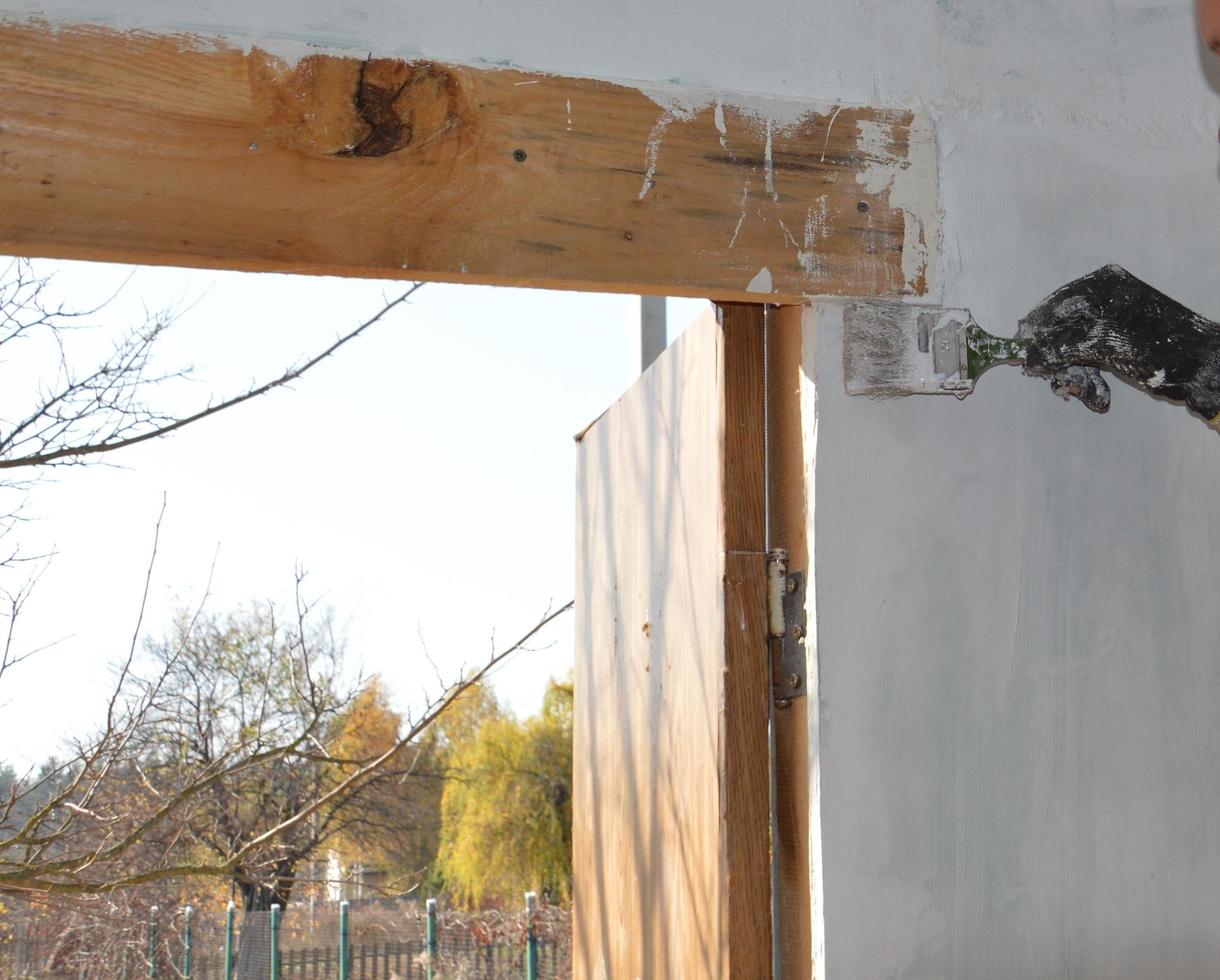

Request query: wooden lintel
[{"left": 0, "top": 21, "right": 937, "bottom": 301}]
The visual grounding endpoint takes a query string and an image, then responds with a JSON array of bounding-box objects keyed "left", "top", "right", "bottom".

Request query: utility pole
[{"left": 640, "top": 296, "right": 666, "bottom": 372}]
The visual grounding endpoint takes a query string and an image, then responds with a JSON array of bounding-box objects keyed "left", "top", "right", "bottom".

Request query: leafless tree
[
  {"left": 0, "top": 256, "right": 436, "bottom": 896},
  {"left": 0, "top": 259, "right": 421, "bottom": 473},
  {"left": 0, "top": 258, "right": 422, "bottom": 690},
  {"left": 0, "top": 258, "right": 574, "bottom": 921},
  {"left": 0, "top": 588, "right": 572, "bottom": 899}
]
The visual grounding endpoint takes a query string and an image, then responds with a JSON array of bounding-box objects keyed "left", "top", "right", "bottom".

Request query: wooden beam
[
  {"left": 718, "top": 305, "right": 773, "bottom": 978},
  {"left": 0, "top": 21, "right": 937, "bottom": 301},
  {"left": 767, "top": 304, "right": 813, "bottom": 978}
]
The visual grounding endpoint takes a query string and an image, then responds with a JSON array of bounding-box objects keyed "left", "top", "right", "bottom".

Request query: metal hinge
[{"left": 766, "top": 549, "right": 807, "bottom": 707}]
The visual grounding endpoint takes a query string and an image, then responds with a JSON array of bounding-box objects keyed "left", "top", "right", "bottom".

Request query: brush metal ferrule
[{"left": 921, "top": 310, "right": 973, "bottom": 392}]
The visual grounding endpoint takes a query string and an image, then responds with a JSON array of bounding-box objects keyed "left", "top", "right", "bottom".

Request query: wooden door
[{"left": 573, "top": 307, "right": 773, "bottom": 978}]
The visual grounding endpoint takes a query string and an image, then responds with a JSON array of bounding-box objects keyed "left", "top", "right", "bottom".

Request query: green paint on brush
[{"left": 964, "top": 323, "right": 1031, "bottom": 380}]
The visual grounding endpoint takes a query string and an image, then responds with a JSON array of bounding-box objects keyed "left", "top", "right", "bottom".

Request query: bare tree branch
[
  {"left": 0, "top": 278, "right": 424, "bottom": 470},
  {"left": 0, "top": 598, "right": 573, "bottom": 897}
]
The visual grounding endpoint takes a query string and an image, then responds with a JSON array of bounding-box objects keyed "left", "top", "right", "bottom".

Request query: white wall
[
  {"left": 5, "top": 1, "right": 1220, "bottom": 975},
  {"left": 810, "top": 302, "right": 1220, "bottom": 978}
]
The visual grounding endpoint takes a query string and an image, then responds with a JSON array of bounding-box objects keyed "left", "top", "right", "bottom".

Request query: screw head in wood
[{"left": 513, "top": 148, "right": 528, "bottom": 162}]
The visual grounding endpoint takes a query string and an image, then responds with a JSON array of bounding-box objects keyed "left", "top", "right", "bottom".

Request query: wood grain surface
[
  {"left": 767, "top": 304, "right": 813, "bottom": 978},
  {"left": 0, "top": 21, "right": 935, "bottom": 301},
  {"left": 574, "top": 309, "right": 771, "bottom": 977}
]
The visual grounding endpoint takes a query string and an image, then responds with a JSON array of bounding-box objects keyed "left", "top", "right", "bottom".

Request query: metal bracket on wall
[{"left": 766, "top": 549, "right": 807, "bottom": 707}]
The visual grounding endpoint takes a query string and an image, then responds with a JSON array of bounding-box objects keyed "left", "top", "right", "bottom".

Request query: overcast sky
[{"left": 0, "top": 258, "right": 707, "bottom": 767}]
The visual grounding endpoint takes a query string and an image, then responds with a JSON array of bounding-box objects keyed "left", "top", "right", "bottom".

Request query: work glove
[{"left": 1016, "top": 264, "right": 1220, "bottom": 424}]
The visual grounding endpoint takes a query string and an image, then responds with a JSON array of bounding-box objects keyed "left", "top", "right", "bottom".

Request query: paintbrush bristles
[{"left": 843, "top": 302, "right": 976, "bottom": 397}]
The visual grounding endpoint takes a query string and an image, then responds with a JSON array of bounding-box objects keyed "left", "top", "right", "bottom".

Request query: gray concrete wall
[{"left": 810, "top": 302, "right": 1220, "bottom": 978}]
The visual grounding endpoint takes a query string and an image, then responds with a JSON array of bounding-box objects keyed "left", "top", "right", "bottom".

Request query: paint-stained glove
[{"left": 1016, "top": 264, "right": 1220, "bottom": 424}]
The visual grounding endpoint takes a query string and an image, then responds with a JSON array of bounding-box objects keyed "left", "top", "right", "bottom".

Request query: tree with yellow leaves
[
  {"left": 436, "top": 679, "right": 572, "bottom": 907},
  {"left": 325, "top": 677, "right": 443, "bottom": 894}
]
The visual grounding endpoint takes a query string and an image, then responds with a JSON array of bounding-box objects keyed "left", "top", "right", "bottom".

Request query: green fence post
[
  {"left": 425, "top": 898, "right": 437, "bottom": 980},
  {"left": 148, "top": 906, "right": 159, "bottom": 979},
  {"left": 524, "top": 892, "right": 538, "bottom": 980},
  {"left": 338, "top": 900, "right": 351, "bottom": 980},
  {"left": 182, "top": 905, "right": 193, "bottom": 979},
  {"left": 270, "top": 904, "right": 281, "bottom": 980},
  {"left": 224, "top": 901, "right": 236, "bottom": 980}
]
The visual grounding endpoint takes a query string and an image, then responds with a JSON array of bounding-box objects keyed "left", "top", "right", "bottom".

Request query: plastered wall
[
  {"left": 4, "top": 0, "right": 1220, "bottom": 975},
  {"left": 810, "top": 302, "right": 1220, "bottom": 977}
]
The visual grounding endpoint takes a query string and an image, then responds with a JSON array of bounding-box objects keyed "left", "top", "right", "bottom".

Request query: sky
[{"left": 0, "top": 257, "right": 708, "bottom": 767}]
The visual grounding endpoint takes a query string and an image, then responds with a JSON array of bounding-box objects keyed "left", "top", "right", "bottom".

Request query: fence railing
[{"left": 0, "top": 894, "right": 570, "bottom": 980}]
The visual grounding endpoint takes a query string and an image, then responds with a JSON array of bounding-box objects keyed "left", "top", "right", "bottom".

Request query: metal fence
[{"left": 0, "top": 895, "right": 570, "bottom": 979}]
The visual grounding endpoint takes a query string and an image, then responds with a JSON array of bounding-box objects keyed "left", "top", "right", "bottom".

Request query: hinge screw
[
  {"left": 787, "top": 578, "right": 798, "bottom": 594},
  {"left": 789, "top": 623, "right": 804, "bottom": 640},
  {"left": 787, "top": 673, "right": 801, "bottom": 690}
]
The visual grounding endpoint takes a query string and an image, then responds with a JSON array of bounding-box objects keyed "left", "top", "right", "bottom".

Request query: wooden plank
[
  {"left": 766, "top": 304, "right": 813, "bottom": 978},
  {"left": 0, "top": 21, "right": 936, "bottom": 302},
  {"left": 718, "top": 305, "right": 773, "bottom": 977},
  {"left": 574, "top": 309, "right": 771, "bottom": 978}
]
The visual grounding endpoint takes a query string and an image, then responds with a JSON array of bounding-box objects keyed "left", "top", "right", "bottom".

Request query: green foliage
[
  {"left": 436, "top": 678, "right": 572, "bottom": 907},
  {"left": 437, "top": 683, "right": 504, "bottom": 751},
  {"left": 326, "top": 676, "right": 443, "bottom": 891}
]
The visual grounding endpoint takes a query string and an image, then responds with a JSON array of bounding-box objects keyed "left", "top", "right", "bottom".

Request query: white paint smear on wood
[
  {"left": 746, "top": 267, "right": 773, "bottom": 293},
  {"left": 855, "top": 114, "right": 939, "bottom": 294},
  {"left": 637, "top": 110, "right": 672, "bottom": 200}
]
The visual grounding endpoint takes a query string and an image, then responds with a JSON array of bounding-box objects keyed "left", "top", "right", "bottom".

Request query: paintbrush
[{"left": 843, "top": 302, "right": 1029, "bottom": 399}]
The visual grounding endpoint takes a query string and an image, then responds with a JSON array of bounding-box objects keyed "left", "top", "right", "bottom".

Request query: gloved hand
[{"left": 1016, "top": 265, "right": 1220, "bottom": 423}]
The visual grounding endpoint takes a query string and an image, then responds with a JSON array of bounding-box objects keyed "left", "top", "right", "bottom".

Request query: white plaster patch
[
  {"left": 636, "top": 80, "right": 836, "bottom": 135},
  {"left": 714, "top": 101, "right": 728, "bottom": 149},
  {"left": 634, "top": 82, "right": 713, "bottom": 124},
  {"left": 855, "top": 118, "right": 897, "bottom": 195},
  {"left": 1149, "top": 368, "right": 1166, "bottom": 388},
  {"left": 854, "top": 114, "right": 940, "bottom": 293},
  {"left": 746, "top": 266, "right": 773, "bottom": 293}
]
